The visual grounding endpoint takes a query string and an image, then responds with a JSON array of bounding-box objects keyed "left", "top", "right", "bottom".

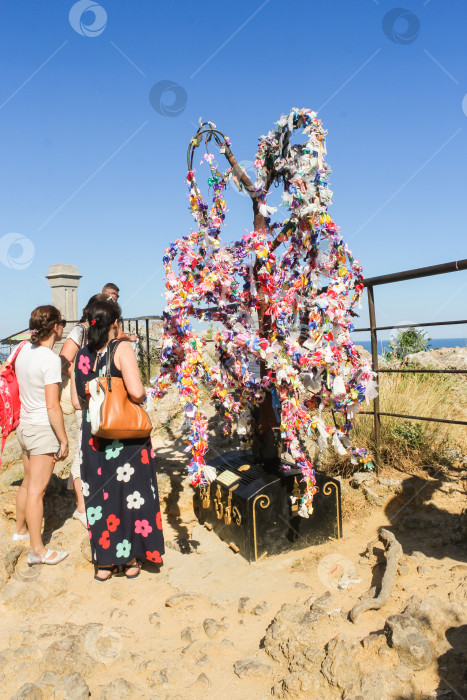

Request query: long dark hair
[
  {"left": 86, "top": 299, "right": 121, "bottom": 351},
  {"left": 80, "top": 293, "right": 109, "bottom": 323},
  {"left": 29, "top": 305, "right": 61, "bottom": 346}
]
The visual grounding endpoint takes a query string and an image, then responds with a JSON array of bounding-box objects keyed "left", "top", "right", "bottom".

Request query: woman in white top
[
  {"left": 13, "top": 305, "right": 69, "bottom": 565},
  {"left": 60, "top": 293, "right": 106, "bottom": 528}
]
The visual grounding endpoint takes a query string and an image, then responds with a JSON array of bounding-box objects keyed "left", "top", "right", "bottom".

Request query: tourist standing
[
  {"left": 59, "top": 294, "right": 107, "bottom": 528},
  {"left": 102, "top": 282, "right": 138, "bottom": 346},
  {"left": 13, "top": 305, "right": 69, "bottom": 565},
  {"left": 71, "top": 298, "right": 164, "bottom": 581}
]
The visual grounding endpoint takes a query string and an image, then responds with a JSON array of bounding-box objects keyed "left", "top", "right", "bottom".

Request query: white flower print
[
  {"left": 116, "top": 464, "right": 135, "bottom": 483},
  {"left": 126, "top": 490, "right": 145, "bottom": 510},
  {"left": 81, "top": 481, "right": 90, "bottom": 497}
]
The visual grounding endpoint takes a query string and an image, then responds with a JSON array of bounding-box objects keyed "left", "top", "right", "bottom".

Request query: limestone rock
[
  {"left": 272, "top": 671, "right": 331, "bottom": 698},
  {"left": 353, "top": 345, "right": 371, "bottom": 363},
  {"left": 238, "top": 596, "right": 250, "bottom": 613},
  {"left": 194, "top": 673, "right": 211, "bottom": 689},
  {"left": 80, "top": 536, "right": 92, "bottom": 564},
  {"left": 180, "top": 626, "right": 196, "bottom": 644},
  {"left": 384, "top": 614, "right": 433, "bottom": 670},
  {"left": 4, "top": 545, "right": 23, "bottom": 577},
  {"left": 41, "top": 636, "right": 96, "bottom": 675},
  {"left": 343, "top": 670, "right": 406, "bottom": 700},
  {"left": 233, "top": 657, "right": 273, "bottom": 679},
  {"left": 403, "top": 595, "right": 464, "bottom": 642},
  {"left": 404, "top": 346, "right": 467, "bottom": 371},
  {"left": 362, "top": 486, "right": 381, "bottom": 505},
  {"left": 62, "top": 673, "right": 90, "bottom": 700},
  {"left": 252, "top": 601, "right": 268, "bottom": 616},
  {"left": 11, "top": 684, "right": 43, "bottom": 699},
  {"left": 37, "top": 623, "right": 79, "bottom": 639},
  {"left": 321, "top": 634, "right": 360, "bottom": 689},
  {"left": 361, "top": 632, "right": 384, "bottom": 649},
  {"left": 149, "top": 613, "right": 161, "bottom": 627},
  {"left": 165, "top": 592, "right": 200, "bottom": 608},
  {"left": 99, "top": 678, "right": 137, "bottom": 699},
  {"left": 202, "top": 619, "right": 220, "bottom": 639},
  {"left": 34, "top": 672, "right": 61, "bottom": 695},
  {"left": 351, "top": 472, "right": 374, "bottom": 488},
  {"left": 264, "top": 600, "right": 331, "bottom": 666},
  {"left": 394, "top": 665, "right": 414, "bottom": 683}
]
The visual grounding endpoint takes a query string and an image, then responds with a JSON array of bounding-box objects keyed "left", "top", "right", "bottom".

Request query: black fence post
[
  {"left": 145, "top": 318, "right": 150, "bottom": 381},
  {"left": 367, "top": 285, "right": 381, "bottom": 470}
]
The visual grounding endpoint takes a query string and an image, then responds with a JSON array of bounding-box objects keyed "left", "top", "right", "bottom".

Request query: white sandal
[{"left": 27, "top": 549, "right": 68, "bottom": 566}]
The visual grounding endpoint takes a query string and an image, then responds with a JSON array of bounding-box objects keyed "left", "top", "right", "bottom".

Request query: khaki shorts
[{"left": 16, "top": 424, "right": 59, "bottom": 457}]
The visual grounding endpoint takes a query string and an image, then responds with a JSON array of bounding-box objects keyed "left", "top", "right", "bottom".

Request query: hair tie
[{"left": 91, "top": 319, "right": 97, "bottom": 325}]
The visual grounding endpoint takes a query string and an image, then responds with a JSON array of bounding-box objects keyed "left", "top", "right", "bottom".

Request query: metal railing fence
[
  {"left": 2, "top": 260, "right": 466, "bottom": 470},
  {"left": 353, "top": 259, "right": 467, "bottom": 468}
]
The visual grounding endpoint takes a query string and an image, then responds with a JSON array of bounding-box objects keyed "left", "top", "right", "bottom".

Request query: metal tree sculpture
[{"left": 153, "top": 108, "right": 377, "bottom": 516}]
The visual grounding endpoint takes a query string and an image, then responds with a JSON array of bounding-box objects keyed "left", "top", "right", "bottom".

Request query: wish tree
[{"left": 152, "top": 108, "right": 377, "bottom": 517}]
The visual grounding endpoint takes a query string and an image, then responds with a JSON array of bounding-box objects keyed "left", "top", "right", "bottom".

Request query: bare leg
[
  {"left": 26, "top": 453, "right": 55, "bottom": 557},
  {"left": 15, "top": 453, "right": 30, "bottom": 535},
  {"left": 73, "top": 477, "right": 86, "bottom": 513}
]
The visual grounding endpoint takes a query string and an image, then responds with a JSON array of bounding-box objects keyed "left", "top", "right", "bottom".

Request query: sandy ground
[{"left": 0, "top": 409, "right": 465, "bottom": 699}]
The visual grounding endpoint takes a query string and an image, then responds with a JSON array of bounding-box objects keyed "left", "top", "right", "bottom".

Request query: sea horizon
[
  {"left": 357, "top": 337, "right": 466, "bottom": 354},
  {"left": 2, "top": 337, "right": 465, "bottom": 365}
]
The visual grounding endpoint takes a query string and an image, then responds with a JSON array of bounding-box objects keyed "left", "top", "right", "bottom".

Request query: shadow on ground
[{"left": 384, "top": 471, "right": 466, "bottom": 563}]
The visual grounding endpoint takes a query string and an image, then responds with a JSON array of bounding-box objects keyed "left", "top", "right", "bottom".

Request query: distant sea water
[
  {"left": 358, "top": 337, "right": 466, "bottom": 354},
  {"left": 1, "top": 337, "right": 465, "bottom": 364}
]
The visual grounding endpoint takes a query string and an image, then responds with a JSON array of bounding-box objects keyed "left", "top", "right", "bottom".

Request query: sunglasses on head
[{"left": 58, "top": 319, "right": 67, "bottom": 327}]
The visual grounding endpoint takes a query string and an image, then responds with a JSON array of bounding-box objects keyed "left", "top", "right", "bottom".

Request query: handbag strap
[{"left": 104, "top": 340, "right": 125, "bottom": 391}]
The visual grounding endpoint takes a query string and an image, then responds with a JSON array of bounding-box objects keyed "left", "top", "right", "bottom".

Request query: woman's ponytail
[
  {"left": 86, "top": 299, "right": 121, "bottom": 351},
  {"left": 29, "top": 305, "right": 61, "bottom": 345}
]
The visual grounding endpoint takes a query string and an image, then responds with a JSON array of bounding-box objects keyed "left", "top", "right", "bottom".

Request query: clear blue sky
[{"left": 1, "top": 0, "right": 466, "bottom": 341}]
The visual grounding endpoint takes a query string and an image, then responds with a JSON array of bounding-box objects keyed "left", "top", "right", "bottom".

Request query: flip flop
[
  {"left": 93, "top": 565, "right": 123, "bottom": 582},
  {"left": 124, "top": 560, "right": 142, "bottom": 579}
]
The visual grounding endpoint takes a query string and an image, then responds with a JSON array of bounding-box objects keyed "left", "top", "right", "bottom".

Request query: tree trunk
[
  {"left": 251, "top": 201, "right": 281, "bottom": 470},
  {"left": 222, "top": 143, "right": 281, "bottom": 469}
]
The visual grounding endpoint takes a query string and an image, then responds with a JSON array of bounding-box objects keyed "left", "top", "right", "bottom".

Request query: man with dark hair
[
  {"left": 102, "top": 283, "right": 120, "bottom": 300},
  {"left": 101, "top": 284, "right": 137, "bottom": 344}
]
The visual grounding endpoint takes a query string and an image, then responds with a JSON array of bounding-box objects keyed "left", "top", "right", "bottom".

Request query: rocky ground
[
  {"left": 403, "top": 346, "right": 467, "bottom": 371},
  {"left": 0, "top": 389, "right": 466, "bottom": 700}
]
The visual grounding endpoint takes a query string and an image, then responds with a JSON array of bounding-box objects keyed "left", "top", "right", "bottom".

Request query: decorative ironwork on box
[{"left": 198, "top": 451, "right": 342, "bottom": 563}]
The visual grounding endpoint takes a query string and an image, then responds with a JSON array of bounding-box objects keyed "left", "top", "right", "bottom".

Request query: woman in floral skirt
[{"left": 71, "top": 298, "right": 164, "bottom": 581}]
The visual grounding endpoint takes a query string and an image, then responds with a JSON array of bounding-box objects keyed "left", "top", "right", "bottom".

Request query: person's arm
[
  {"left": 45, "top": 383, "right": 68, "bottom": 460},
  {"left": 70, "top": 361, "right": 85, "bottom": 411},
  {"left": 59, "top": 338, "right": 80, "bottom": 377},
  {"left": 116, "top": 325, "right": 138, "bottom": 343},
  {"left": 114, "top": 341, "right": 146, "bottom": 403}
]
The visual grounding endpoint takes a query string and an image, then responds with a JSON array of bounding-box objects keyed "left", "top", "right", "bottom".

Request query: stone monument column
[{"left": 46, "top": 265, "right": 82, "bottom": 346}]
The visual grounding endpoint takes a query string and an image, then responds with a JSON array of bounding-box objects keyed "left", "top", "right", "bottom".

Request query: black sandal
[
  {"left": 124, "top": 560, "right": 142, "bottom": 579},
  {"left": 93, "top": 565, "right": 123, "bottom": 582}
]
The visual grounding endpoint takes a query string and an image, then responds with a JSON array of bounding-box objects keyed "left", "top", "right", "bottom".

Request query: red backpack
[{"left": 0, "top": 341, "right": 28, "bottom": 465}]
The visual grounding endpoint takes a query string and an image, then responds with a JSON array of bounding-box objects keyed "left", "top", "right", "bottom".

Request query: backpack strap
[{"left": 9, "top": 340, "right": 28, "bottom": 368}]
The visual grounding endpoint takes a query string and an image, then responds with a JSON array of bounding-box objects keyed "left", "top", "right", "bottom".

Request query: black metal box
[{"left": 197, "top": 451, "right": 342, "bottom": 562}]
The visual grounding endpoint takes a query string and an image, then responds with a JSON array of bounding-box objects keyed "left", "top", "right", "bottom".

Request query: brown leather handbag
[{"left": 87, "top": 340, "right": 152, "bottom": 440}]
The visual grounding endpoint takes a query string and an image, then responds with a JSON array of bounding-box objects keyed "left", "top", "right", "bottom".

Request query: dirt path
[{"left": 0, "top": 416, "right": 465, "bottom": 699}]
